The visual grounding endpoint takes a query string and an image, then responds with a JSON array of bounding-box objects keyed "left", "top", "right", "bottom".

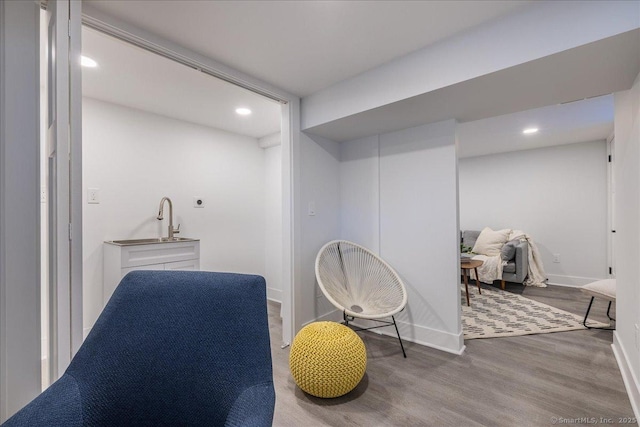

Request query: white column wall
[
  {"left": 339, "top": 120, "right": 463, "bottom": 354},
  {"left": 613, "top": 72, "right": 640, "bottom": 418},
  {"left": 298, "top": 133, "right": 341, "bottom": 326},
  {"left": 340, "top": 135, "right": 380, "bottom": 252}
]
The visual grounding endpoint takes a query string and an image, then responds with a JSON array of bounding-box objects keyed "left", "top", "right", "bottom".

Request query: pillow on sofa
[
  {"left": 472, "top": 227, "right": 511, "bottom": 256},
  {"left": 501, "top": 240, "right": 519, "bottom": 261}
]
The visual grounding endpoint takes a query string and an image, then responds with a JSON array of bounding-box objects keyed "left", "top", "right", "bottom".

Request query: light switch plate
[{"left": 87, "top": 188, "right": 100, "bottom": 204}]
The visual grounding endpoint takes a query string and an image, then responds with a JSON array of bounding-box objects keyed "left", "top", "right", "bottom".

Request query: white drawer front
[
  {"left": 121, "top": 263, "right": 166, "bottom": 277},
  {"left": 164, "top": 259, "right": 200, "bottom": 271},
  {"left": 121, "top": 241, "right": 200, "bottom": 268}
]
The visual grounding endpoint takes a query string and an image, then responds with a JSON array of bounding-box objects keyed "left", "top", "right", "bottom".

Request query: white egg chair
[{"left": 315, "top": 240, "right": 408, "bottom": 357}]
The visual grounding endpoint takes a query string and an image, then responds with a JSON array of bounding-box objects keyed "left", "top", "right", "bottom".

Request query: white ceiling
[
  {"left": 82, "top": 27, "right": 281, "bottom": 139},
  {"left": 84, "top": 0, "right": 533, "bottom": 97},
  {"left": 80, "top": 1, "right": 635, "bottom": 157},
  {"left": 458, "top": 95, "right": 613, "bottom": 158}
]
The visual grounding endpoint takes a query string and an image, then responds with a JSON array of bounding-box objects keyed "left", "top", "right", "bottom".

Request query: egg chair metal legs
[
  {"left": 580, "top": 279, "right": 616, "bottom": 331},
  {"left": 582, "top": 297, "right": 615, "bottom": 330},
  {"left": 343, "top": 311, "right": 407, "bottom": 358}
]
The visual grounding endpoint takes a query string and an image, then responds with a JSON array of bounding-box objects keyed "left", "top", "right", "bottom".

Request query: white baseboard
[
  {"left": 612, "top": 332, "right": 640, "bottom": 419},
  {"left": 546, "top": 274, "right": 605, "bottom": 288},
  {"left": 303, "top": 309, "right": 342, "bottom": 327},
  {"left": 351, "top": 318, "right": 465, "bottom": 355},
  {"left": 266, "top": 287, "right": 282, "bottom": 303},
  {"left": 304, "top": 311, "right": 465, "bottom": 355}
]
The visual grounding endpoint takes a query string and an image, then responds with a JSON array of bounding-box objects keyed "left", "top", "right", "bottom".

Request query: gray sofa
[{"left": 461, "top": 230, "right": 529, "bottom": 289}]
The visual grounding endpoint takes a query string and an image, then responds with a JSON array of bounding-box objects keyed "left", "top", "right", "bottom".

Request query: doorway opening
[
  {"left": 40, "top": 18, "right": 294, "bottom": 390},
  {"left": 457, "top": 94, "right": 616, "bottom": 340}
]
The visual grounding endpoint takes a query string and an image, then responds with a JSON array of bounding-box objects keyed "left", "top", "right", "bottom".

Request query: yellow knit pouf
[{"left": 289, "top": 321, "right": 367, "bottom": 398}]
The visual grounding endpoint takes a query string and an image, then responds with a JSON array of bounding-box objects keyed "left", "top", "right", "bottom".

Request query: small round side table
[{"left": 460, "top": 259, "right": 483, "bottom": 306}]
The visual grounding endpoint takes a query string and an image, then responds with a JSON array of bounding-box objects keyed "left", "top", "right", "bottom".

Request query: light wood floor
[{"left": 268, "top": 284, "right": 636, "bottom": 427}]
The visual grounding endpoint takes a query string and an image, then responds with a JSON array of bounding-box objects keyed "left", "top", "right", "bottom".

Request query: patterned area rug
[{"left": 462, "top": 285, "right": 609, "bottom": 339}]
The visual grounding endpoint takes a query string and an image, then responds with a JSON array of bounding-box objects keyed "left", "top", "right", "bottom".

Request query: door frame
[
  {"left": 69, "top": 0, "right": 84, "bottom": 359},
  {"left": 607, "top": 134, "right": 616, "bottom": 278},
  {"left": 80, "top": 10, "right": 300, "bottom": 346},
  {"left": 0, "top": 0, "right": 42, "bottom": 420},
  {"left": 46, "top": 0, "right": 83, "bottom": 383}
]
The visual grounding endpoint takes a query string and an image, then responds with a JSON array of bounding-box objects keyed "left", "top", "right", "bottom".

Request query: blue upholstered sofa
[{"left": 2, "top": 270, "right": 275, "bottom": 427}]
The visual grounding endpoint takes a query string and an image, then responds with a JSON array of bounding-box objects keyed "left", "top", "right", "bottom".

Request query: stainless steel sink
[{"left": 106, "top": 237, "right": 199, "bottom": 246}]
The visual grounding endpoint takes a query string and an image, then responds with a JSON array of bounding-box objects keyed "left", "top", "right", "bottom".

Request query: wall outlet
[
  {"left": 193, "top": 197, "right": 205, "bottom": 208},
  {"left": 553, "top": 253, "right": 560, "bottom": 263},
  {"left": 40, "top": 186, "right": 47, "bottom": 203},
  {"left": 87, "top": 188, "right": 100, "bottom": 204}
]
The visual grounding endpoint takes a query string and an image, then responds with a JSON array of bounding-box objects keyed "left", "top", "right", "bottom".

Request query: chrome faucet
[{"left": 157, "top": 196, "right": 180, "bottom": 240}]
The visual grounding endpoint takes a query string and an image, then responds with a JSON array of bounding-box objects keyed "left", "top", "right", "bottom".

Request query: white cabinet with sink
[{"left": 103, "top": 238, "right": 200, "bottom": 305}]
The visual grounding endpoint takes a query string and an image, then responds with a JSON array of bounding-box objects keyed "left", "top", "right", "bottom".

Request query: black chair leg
[
  {"left": 392, "top": 316, "right": 407, "bottom": 358},
  {"left": 606, "top": 301, "right": 615, "bottom": 321},
  {"left": 583, "top": 297, "right": 595, "bottom": 328},
  {"left": 344, "top": 314, "right": 406, "bottom": 358},
  {"left": 583, "top": 297, "right": 615, "bottom": 330}
]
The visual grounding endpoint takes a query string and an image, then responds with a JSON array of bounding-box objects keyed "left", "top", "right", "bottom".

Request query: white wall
[
  {"left": 339, "top": 120, "right": 463, "bottom": 354},
  {"left": 459, "top": 141, "right": 608, "bottom": 286},
  {"left": 82, "top": 98, "right": 267, "bottom": 333},
  {"left": 340, "top": 135, "right": 380, "bottom": 250},
  {"left": 264, "top": 144, "right": 283, "bottom": 302},
  {"left": 298, "top": 133, "right": 341, "bottom": 325},
  {"left": 0, "top": 0, "right": 41, "bottom": 420},
  {"left": 612, "top": 72, "right": 640, "bottom": 418}
]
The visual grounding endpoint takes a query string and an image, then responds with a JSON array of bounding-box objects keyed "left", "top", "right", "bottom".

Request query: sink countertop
[{"left": 105, "top": 237, "right": 199, "bottom": 246}]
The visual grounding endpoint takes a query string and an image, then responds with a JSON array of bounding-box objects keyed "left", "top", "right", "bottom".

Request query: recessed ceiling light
[
  {"left": 235, "top": 107, "right": 252, "bottom": 116},
  {"left": 81, "top": 56, "right": 98, "bottom": 68},
  {"left": 522, "top": 127, "right": 539, "bottom": 134}
]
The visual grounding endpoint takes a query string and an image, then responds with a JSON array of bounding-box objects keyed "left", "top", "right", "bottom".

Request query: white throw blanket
[
  {"left": 470, "top": 229, "right": 547, "bottom": 287},
  {"left": 509, "top": 230, "right": 547, "bottom": 287},
  {"left": 471, "top": 254, "right": 504, "bottom": 283}
]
